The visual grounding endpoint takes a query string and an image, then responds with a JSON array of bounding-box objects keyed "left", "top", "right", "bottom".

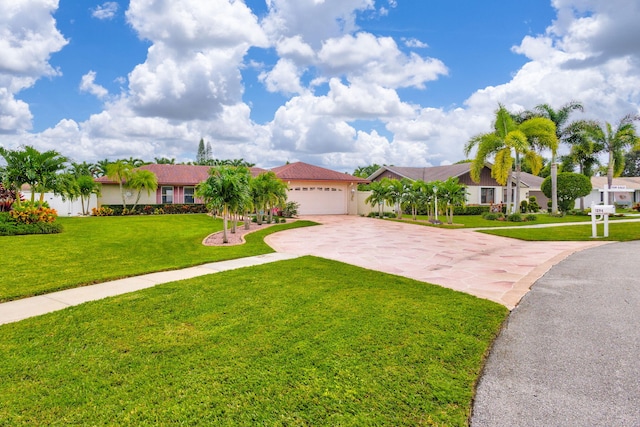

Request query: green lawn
[
  {"left": 479, "top": 220, "right": 640, "bottom": 241},
  {"left": 0, "top": 256, "right": 508, "bottom": 426},
  {"left": 0, "top": 215, "right": 314, "bottom": 302}
]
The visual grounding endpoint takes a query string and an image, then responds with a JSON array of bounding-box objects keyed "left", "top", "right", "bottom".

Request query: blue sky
[{"left": 1, "top": 0, "right": 639, "bottom": 172}]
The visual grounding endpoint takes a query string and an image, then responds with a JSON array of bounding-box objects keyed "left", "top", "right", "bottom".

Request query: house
[
  {"left": 95, "top": 164, "right": 266, "bottom": 206},
  {"left": 367, "top": 164, "right": 548, "bottom": 208},
  {"left": 578, "top": 176, "right": 640, "bottom": 208},
  {"left": 272, "top": 162, "right": 368, "bottom": 215},
  {"left": 95, "top": 162, "right": 367, "bottom": 215}
]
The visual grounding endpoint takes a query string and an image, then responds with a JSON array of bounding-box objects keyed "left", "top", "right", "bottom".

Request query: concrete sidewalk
[{"left": 0, "top": 252, "right": 300, "bottom": 326}]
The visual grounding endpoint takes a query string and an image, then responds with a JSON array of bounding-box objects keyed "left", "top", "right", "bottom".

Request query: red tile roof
[
  {"left": 271, "top": 162, "right": 368, "bottom": 183},
  {"left": 95, "top": 164, "right": 267, "bottom": 185}
]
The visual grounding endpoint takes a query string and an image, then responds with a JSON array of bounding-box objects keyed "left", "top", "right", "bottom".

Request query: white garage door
[{"left": 287, "top": 186, "right": 346, "bottom": 215}]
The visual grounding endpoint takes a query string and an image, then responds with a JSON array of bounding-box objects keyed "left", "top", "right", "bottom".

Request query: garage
[
  {"left": 271, "top": 162, "right": 368, "bottom": 215},
  {"left": 287, "top": 185, "right": 347, "bottom": 215}
]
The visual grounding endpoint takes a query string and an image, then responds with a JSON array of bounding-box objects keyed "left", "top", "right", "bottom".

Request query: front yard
[
  {"left": 0, "top": 214, "right": 313, "bottom": 302},
  {"left": 0, "top": 256, "right": 508, "bottom": 426}
]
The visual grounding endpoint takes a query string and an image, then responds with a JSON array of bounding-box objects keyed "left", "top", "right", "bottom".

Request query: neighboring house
[
  {"left": 95, "top": 164, "right": 267, "bottom": 206},
  {"left": 95, "top": 162, "right": 368, "bottom": 215},
  {"left": 578, "top": 176, "right": 640, "bottom": 208},
  {"left": 367, "top": 164, "right": 548, "bottom": 208},
  {"left": 272, "top": 162, "right": 368, "bottom": 215}
]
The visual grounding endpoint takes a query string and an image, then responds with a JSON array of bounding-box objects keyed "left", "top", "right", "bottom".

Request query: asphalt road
[{"left": 471, "top": 241, "right": 640, "bottom": 427}]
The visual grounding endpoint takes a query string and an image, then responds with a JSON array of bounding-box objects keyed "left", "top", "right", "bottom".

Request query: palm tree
[
  {"left": 404, "top": 180, "right": 427, "bottom": 220},
  {"left": 0, "top": 147, "right": 30, "bottom": 207},
  {"left": 529, "top": 101, "right": 584, "bottom": 214},
  {"left": 196, "top": 166, "right": 251, "bottom": 244},
  {"left": 154, "top": 157, "right": 176, "bottom": 164},
  {"left": 385, "top": 178, "right": 411, "bottom": 219},
  {"left": 91, "top": 159, "right": 111, "bottom": 177},
  {"left": 105, "top": 160, "right": 133, "bottom": 209},
  {"left": 365, "top": 180, "right": 390, "bottom": 218},
  {"left": 583, "top": 114, "right": 640, "bottom": 204},
  {"left": 29, "top": 147, "right": 68, "bottom": 204},
  {"left": 438, "top": 177, "right": 467, "bottom": 224},
  {"left": 465, "top": 104, "right": 557, "bottom": 213},
  {"left": 127, "top": 169, "right": 158, "bottom": 212},
  {"left": 251, "top": 171, "right": 287, "bottom": 224}
]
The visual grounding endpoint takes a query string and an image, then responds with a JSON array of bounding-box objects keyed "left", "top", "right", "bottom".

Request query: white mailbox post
[{"left": 590, "top": 184, "right": 615, "bottom": 238}]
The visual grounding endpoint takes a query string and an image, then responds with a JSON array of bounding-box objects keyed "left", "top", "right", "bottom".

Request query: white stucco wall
[{"left": 20, "top": 191, "right": 98, "bottom": 217}]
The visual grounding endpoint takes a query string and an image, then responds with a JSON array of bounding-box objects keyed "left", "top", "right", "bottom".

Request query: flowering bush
[
  {"left": 10, "top": 202, "right": 58, "bottom": 224},
  {"left": 91, "top": 206, "right": 115, "bottom": 216}
]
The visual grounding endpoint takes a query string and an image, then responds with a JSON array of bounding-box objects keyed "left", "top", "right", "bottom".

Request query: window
[
  {"left": 162, "top": 186, "right": 174, "bottom": 204},
  {"left": 184, "top": 187, "right": 195, "bottom": 204},
  {"left": 481, "top": 188, "right": 495, "bottom": 204}
]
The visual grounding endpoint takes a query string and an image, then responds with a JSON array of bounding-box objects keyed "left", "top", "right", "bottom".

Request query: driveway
[{"left": 265, "top": 215, "right": 608, "bottom": 308}]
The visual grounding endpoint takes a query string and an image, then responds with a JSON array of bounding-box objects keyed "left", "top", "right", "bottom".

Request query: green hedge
[
  {"left": 0, "top": 212, "right": 63, "bottom": 236},
  {"left": 100, "top": 204, "right": 208, "bottom": 215},
  {"left": 453, "top": 205, "right": 491, "bottom": 215}
]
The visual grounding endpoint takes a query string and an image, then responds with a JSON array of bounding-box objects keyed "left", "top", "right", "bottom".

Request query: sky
[{"left": 1, "top": 0, "right": 640, "bottom": 172}]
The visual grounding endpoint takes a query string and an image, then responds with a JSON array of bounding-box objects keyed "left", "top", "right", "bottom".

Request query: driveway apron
[
  {"left": 471, "top": 241, "right": 640, "bottom": 426},
  {"left": 266, "top": 216, "right": 607, "bottom": 308}
]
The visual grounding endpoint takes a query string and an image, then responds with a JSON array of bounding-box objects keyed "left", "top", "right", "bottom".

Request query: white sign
[{"left": 592, "top": 205, "right": 616, "bottom": 215}]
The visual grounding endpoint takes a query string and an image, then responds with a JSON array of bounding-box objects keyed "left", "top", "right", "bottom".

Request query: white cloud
[
  {"left": 259, "top": 59, "right": 306, "bottom": 95},
  {"left": 317, "top": 33, "right": 447, "bottom": 88},
  {"left": 262, "top": 0, "right": 375, "bottom": 48},
  {"left": 0, "top": 0, "right": 67, "bottom": 133},
  {"left": 79, "top": 71, "right": 108, "bottom": 99},
  {"left": 92, "top": 2, "right": 119, "bottom": 20},
  {"left": 403, "top": 38, "right": 428, "bottom": 49}
]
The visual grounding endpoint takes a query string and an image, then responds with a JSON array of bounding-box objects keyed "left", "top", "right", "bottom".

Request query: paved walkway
[
  {"left": 266, "top": 215, "right": 608, "bottom": 308},
  {"left": 471, "top": 241, "right": 640, "bottom": 426}
]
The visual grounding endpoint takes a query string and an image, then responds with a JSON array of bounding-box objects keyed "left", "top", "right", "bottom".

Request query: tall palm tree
[
  {"left": 584, "top": 114, "right": 640, "bottom": 204},
  {"left": 404, "top": 180, "right": 427, "bottom": 220},
  {"left": 465, "top": 104, "right": 557, "bottom": 213},
  {"left": 127, "top": 169, "right": 158, "bottom": 212},
  {"left": 526, "top": 101, "right": 584, "bottom": 214}
]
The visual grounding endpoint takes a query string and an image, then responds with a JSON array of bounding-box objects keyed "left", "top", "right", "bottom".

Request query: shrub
[
  {"left": 525, "top": 214, "right": 537, "bottom": 221},
  {"left": 0, "top": 210, "right": 62, "bottom": 236},
  {"left": 10, "top": 202, "right": 57, "bottom": 224},
  {"left": 92, "top": 206, "right": 114, "bottom": 216},
  {"left": 280, "top": 201, "right": 299, "bottom": 218},
  {"left": 541, "top": 172, "right": 592, "bottom": 212},
  {"left": 101, "top": 204, "right": 208, "bottom": 215},
  {"left": 453, "top": 205, "right": 491, "bottom": 216},
  {"left": 520, "top": 200, "right": 528, "bottom": 213},
  {"left": 482, "top": 212, "right": 505, "bottom": 221},
  {"left": 507, "top": 213, "right": 523, "bottom": 222},
  {"left": 528, "top": 196, "right": 540, "bottom": 212}
]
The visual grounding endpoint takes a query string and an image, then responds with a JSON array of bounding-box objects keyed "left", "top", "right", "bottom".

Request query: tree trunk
[
  {"left": 80, "top": 196, "right": 86, "bottom": 216},
  {"left": 244, "top": 211, "right": 250, "bottom": 230},
  {"left": 551, "top": 161, "right": 558, "bottom": 214},
  {"left": 515, "top": 164, "right": 522, "bottom": 214},
  {"left": 505, "top": 171, "right": 513, "bottom": 214},
  {"left": 222, "top": 205, "right": 229, "bottom": 243}
]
